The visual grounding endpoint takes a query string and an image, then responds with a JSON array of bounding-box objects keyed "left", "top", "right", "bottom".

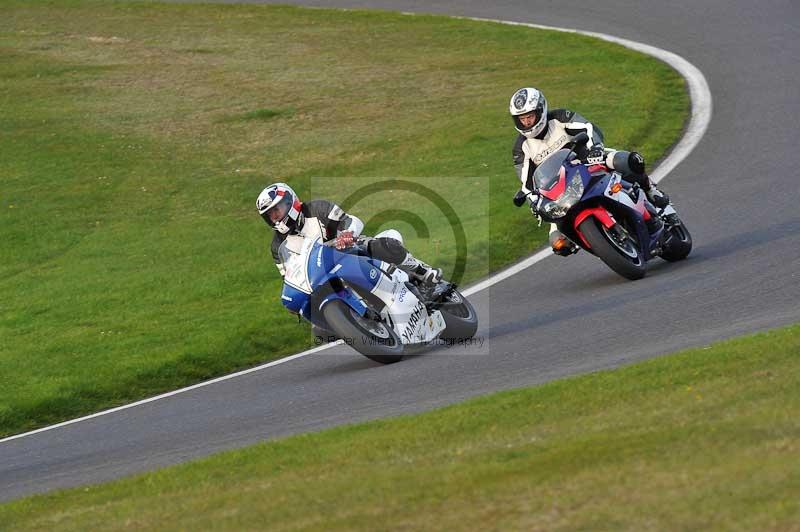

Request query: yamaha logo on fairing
[
  {"left": 369, "top": 268, "right": 378, "bottom": 280},
  {"left": 401, "top": 303, "right": 425, "bottom": 343},
  {"left": 514, "top": 89, "right": 528, "bottom": 110},
  {"left": 316, "top": 247, "right": 323, "bottom": 268}
]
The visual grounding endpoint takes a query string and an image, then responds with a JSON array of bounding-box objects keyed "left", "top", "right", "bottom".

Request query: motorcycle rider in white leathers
[
  {"left": 256, "top": 182, "right": 442, "bottom": 284},
  {"left": 509, "top": 87, "right": 675, "bottom": 256}
]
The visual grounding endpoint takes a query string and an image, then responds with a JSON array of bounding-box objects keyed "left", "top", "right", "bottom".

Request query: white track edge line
[{"left": 0, "top": 16, "right": 712, "bottom": 446}]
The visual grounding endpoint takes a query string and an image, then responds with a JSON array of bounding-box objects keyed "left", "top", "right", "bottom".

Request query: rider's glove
[
  {"left": 585, "top": 145, "right": 605, "bottom": 165},
  {"left": 528, "top": 193, "right": 542, "bottom": 215},
  {"left": 514, "top": 189, "right": 541, "bottom": 210},
  {"left": 334, "top": 231, "right": 355, "bottom": 250}
]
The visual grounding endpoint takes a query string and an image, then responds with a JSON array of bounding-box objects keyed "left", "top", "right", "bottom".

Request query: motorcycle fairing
[
  {"left": 281, "top": 284, "right": 311, "bottom": 316},
  {"left": 280, "top": 235, "right": 445, "bottom": 345},
  {"left": 552, "top": 167, "right": 660, "bottom": 260},
  {"left": 363, "top": 264, "right": 445, "bottom": 344},
  {"left": 601, "top": 174, "right": 665, "bottom": 259}
]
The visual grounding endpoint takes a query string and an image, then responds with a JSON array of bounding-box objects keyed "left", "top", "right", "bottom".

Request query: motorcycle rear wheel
[
  {"left": 579, "top": 218, "right": 646, "bottom": 280},
  {"left": 322, "top": 300, "right": 404, "bottom": 364}
]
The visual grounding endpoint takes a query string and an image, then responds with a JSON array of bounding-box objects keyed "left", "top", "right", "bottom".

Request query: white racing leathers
[{"left": 513, "top": 108, "right": 609, "bottom": 246}]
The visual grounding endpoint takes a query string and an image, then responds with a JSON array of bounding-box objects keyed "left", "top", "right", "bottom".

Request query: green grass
[
  {"left": 219, "top": 107, "right": 296, "bottom": 123},
  {"left": 3, "top": 325, "right": 798, "bottom": 530},
  {"left": 0, "top": 0, "right": 689, "bottom": 436}
]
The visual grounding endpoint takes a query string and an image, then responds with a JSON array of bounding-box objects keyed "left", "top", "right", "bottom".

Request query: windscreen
[
  {"left": 533, "top": 149, "right": 572, "bottom": 191},
  {"left": 278, "top": 235, "right": 306, "bottom": 265},
  {"left": 278, "top": 235, "right": 314, "bottom": 293}
]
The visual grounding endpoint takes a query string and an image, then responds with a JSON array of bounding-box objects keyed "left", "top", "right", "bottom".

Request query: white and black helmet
[
  {"left": 509, "top": 87, "right": 548, "bottom": 139},
  {"left": 256, "top": 182, "right": 303, "bottom": 234}
]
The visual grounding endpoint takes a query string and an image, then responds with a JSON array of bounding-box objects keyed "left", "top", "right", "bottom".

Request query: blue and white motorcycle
[
  {"left": 278, "top": 234, "right": 478, "bottom": 364},
  {"left": 517, "top": 134, "right": 692, "bottom": 280}
]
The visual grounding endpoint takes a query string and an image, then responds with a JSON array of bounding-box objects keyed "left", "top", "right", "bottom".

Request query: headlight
[
  {"left": 542, "top": 200, "right": 568, "bottom": 218},
  {"left": 560, "top": 173, "right": 585, "bottom": 206},
  {"left": 541, "top": 174, "right": 584, "bottom": 219}
]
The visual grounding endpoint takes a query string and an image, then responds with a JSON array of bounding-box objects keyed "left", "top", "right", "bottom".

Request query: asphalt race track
[{"left": 2, "top": 0, "right": 798, "bottom": 502}]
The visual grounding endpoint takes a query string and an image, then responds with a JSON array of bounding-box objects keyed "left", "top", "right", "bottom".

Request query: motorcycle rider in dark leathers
[
  {"left": 257, "top": 182, "right": 442, "bottom": 284},
  {"left": 509, "top": 86, "right": 676, "bottom": 256},
  {"left": 257, "top": 182, "right": 444, "bottom": 340}
]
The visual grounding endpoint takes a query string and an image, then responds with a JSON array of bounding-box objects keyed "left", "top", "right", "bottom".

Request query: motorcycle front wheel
[
  {"left": 660, "top": 219, "right": 693, "bottom": 262},
  {"left": 322, "top": 300, "right": 404, "bottom": 364},
  {"left": 437, "top": 289, "right": 478, "bottom": 340},
  {"left": 579, "top": 218, "right": 646, "bottom": 280}
]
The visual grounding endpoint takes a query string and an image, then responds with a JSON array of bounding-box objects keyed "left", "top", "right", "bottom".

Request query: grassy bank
[
  {"left": 0, "top": 0, "right": 689, "bottom": 436},
  {"left": 3, "top": 325, "right": 798, "bottom": 529}
]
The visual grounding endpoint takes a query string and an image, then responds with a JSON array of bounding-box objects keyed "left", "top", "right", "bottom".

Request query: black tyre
[
  {"left": 322, "top": 300, "right": 404, "bottom": 364},
  {"left": 579, "top": 218, "right": 646, "bottom": 280},
  {"left": 660, "top": 220, "right": 693, "bottom": 262},
  {"left": 437, "top": 290, "right": 478, "bottom": 340}
]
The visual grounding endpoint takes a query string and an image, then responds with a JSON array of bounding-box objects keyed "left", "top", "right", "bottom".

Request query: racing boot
[
  {"left": 549, "top": 225, "right": 579, "bottom": 257},
  {"left": 399, "top": 253, "right": 442, "bottom": 287},
  {"left": 644, "top": 180, "right": 683, "bottom": 225},
  {"left": 610, "top": 151, "right": 670, "bottom": 208},
  {"left": 645, "top": 182, "right": 670, "bottom": 209},
  {"left": 365, "top": 236, "right": 442, "bottom": 287}
]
